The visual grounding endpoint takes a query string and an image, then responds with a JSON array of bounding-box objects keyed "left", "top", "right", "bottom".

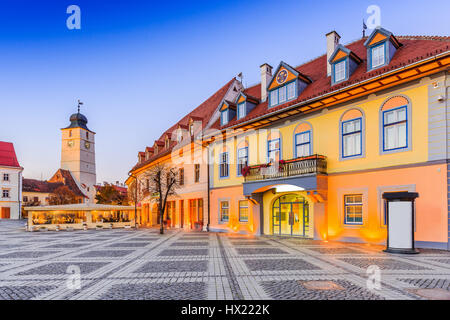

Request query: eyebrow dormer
[
  {"left": 267, "top": 61, "right": 312, "bottom": 108},
  {"left": 235, "top": 92, "right": 259, "bottom": 120},
  {"left": 329, "top": 44, "right": 363, "bottom": 85},
  {"left": 364, "top": 27, "right": 402, "bottom": 71}
]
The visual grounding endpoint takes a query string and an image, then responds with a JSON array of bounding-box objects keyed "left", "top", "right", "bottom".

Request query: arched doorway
[{"left": 272, "top": 194, "right": 309, "bottom": 237}]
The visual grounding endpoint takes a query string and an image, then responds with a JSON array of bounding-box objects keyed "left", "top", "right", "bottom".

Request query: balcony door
[{"left": 272, "top": 194, "right": 309, "bottom": 237}]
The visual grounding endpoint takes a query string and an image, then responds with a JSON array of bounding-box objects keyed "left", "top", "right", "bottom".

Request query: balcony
[{"left": 243, "top": 155, "right": 327, "bottom": 183}]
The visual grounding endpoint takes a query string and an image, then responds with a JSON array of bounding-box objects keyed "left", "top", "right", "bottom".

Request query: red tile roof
[
  {"left": 0, "top": 141, "right": 21, "bottom": 168},
  {"left": 222, "top": 35, "right": 449, "bottom": 129},
  {"left": 23, "top": 169, "right": 87, "bottom": 198},
  {"left": 94, "top": 184, "right": 128, "bottom": 197},
  {"left": 131, "top": 78, "right": 236, "bottom": 171}
]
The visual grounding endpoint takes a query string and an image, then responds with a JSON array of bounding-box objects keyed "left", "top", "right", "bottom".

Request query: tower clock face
[
  {"left": 85, "top": 141, "right": 91, "bottom": 150},
  {"left": 67, "top": 140, "right": 74, "bottom": 148}
]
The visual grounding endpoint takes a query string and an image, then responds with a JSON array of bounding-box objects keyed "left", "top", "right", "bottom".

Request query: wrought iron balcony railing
[{"left": 243, "top": 155, "right": 327, "bottom": 182}]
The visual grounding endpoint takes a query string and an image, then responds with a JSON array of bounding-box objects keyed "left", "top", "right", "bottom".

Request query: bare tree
[
  {"left": 127, "top": 178, "right": 145, "bottom": 225},
  {"left": 144, "top": 163, "right": 179, "bottom": 234},
  {"left": 48, "top": 186, "right": 78, "bottom": 205}
]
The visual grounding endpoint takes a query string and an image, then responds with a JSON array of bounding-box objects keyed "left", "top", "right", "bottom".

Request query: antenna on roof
[{"left": 362, "top": 19, "right": 368, "bottom": 38}]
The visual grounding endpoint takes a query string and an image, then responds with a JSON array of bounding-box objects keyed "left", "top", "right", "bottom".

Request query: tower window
[{"left": 86, "top": 132, "right": 89, "bottom": 139}]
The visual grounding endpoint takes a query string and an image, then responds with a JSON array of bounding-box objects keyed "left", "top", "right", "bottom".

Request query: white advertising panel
[{"left": 388, "top": 201, "right": 412, "bottom": 249}]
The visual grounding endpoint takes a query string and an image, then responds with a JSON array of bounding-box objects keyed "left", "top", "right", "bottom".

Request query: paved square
[{"left": 0, "top": 220, "right": 449, "bottom": 300}]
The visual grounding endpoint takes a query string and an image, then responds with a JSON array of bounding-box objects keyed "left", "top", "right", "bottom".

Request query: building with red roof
[{"left": 0, "top": 141, "right": 23, "bottom": 219}]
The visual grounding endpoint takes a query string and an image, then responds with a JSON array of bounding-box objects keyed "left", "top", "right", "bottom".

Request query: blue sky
[{"left": 1, "top": 0, "right": 449, "bottom": 183}]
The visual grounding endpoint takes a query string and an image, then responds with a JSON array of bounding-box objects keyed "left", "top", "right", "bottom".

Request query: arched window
[
  {"left": 293, "top": 122, "right": 312, "bottom": 158},
  {"left": 380, "top": 96, "right": 410, "bottom": 153},
  {"left": 340, "top": 109, "right": 364, "bottom": 159}
]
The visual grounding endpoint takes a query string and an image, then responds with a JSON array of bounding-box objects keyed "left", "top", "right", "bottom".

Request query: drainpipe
[{"left": 207, "top": 149, "right": 211, "bottom": 232}]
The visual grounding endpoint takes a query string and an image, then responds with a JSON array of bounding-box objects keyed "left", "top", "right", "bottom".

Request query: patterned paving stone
[
  {"left": 338, "top": 258, "right": 431, "bottom": 270},
  {"left": 398, "top": 278, "right": 450, "bottom": 290},
  {"left": 107, "top": 242, "right": 149, "bottom": 248},
  {"left": 75, "top": 250, "right": 134, "bottom": 258},
  {"left": 0, "top": 286, "right": 57, "bottom": 300},
  {"left": 432, "top": 259, "right": 450, "bottom": 265},
  {"left": 170, "top": 241, "right": 209, "bottom": 247},
  {"left": 158, "top": 249, "right": 208, "bottom": 256},
  {"left": 244, "top": 258, "right": 320, "bottom": 271},
  {"left": 232, "top": 241, "right": 271, "bottom": 246},
  {"left": 236, "top": 248, "right": 289, "bottom": 255},
  {"left": 135, "top": 260, "right": 208, "bottom": 273},
  {"left": 179, "top": 236, "right": 210, "bottom": 241},
  {"left": 126, "top": 237, "right": 157, "bottom": 242},
  {"left": 0, "top": 251, "right": 57, "bottom": 259},
  {"left": 17, "top": 262, "right": 109, "bottom": 275},
  {"left": 261, "top": 280, "right": 385, "bottom": 300},
  {"left": 307, "top": 247, "right": 366, "bottom": 255},
  {"left": 100, "top": 282, "right": 207, "bottom": 300},
  {"left": 44, "top": 243, "right": 89, "bottom": 249}
]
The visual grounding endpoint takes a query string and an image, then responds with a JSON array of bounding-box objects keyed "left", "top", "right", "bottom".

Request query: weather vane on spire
[{"left": 77, "top": 99, "right": 83, "bottom": 113}]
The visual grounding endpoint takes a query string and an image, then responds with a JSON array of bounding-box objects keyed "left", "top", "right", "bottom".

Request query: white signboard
[{"left": 388, "top": 201, "right": 413, "bottom": 249}]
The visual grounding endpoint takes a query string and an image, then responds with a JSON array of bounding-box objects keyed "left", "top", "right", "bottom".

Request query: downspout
[{"left": 207, "top": 148, "right": 211, "bottom": 232}]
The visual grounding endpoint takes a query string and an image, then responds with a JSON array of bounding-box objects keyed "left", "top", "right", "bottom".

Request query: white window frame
[
  {"left": 344, "top": 194, "right": 363, "bottom": 225},
  {"left": 239, "top": 200, "right": 249, "bottom": 222},
  {"left": 334, "top": 60, "right": 346, "bottom": 82},
  {"left": 238, "top": 102, "right": 246, "bottom": 119},
  {"left": 220, "top": 201, "right": 229, "bottom": 222},
  {"left": 371, "top": 44, "right": 385, "bottom": 69},
  {"left": 342, "top": 118, "right": 362, "bottom": 158},
  {"left": 287, "top": 82, "right": 296, "bottom": 100},
  {"left": 383, "top": 106, "right": 407, "bottom": 151}
]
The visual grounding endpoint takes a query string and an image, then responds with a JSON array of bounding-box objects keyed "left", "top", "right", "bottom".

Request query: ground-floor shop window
[
  {"left": 189, "top": 198, "right": 203, "bottom": 229},
  {"left": 344, "top": 194, "right": 363, "bottom": 225}
]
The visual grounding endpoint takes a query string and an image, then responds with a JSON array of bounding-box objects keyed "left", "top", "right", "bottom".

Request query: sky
[{"left": 0, "top": 0, "right": 449, "bottom": 184}]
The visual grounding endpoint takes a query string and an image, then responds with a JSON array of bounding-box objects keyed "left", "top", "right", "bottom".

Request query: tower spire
[{"left": 77, "top": 99, "right": 83, "bottom": 114}]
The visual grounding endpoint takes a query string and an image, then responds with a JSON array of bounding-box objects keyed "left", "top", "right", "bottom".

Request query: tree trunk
[{"left": 159, "top": 206, "right": 164, "bottom": 234}]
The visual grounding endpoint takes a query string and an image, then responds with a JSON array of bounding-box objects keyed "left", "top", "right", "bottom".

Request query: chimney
[
  {"left": 326, "top": 31, "right": 341, "bottom": 76},
  {"left": 260, "top": 63, "right": 273, "bottom": 102}
]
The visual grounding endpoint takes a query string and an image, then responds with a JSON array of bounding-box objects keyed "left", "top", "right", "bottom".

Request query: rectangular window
[
  {"left": 33, "top": 196, "right": 39, "bottom": 202},
  {"left": 220, "top": 201, "right": 229, "bottom": 222},
  {"left": 344, "top": 194, "right": 363, "bottom": 225},
  {"left": 268, "top": 139, "right": 281, "bottom": 163},
  {"left": 383, "top": 106, "right": 407, "bottom": 151},
  {"left": 295, "top": 131, "right": 311, "bottom": 158},
  {"left": 371, "top": 44, "right": 385, "bottom": 68},
  {"left": 219, "top": 152, "right": 229, "bottom": 178},
  {"left": 239, "top": 200, "right": 249, "bottom": 222},
  {"left": 194, "top": 164, "right": 200, "bottom": 183},
  {"left": 2, "top": 189, "right": 10, "bottom": 198},
  {"left": 287, "top": 82, "right": 296, "bottom": 100},
  {"left": 342, "top": 118, "right": 362, "bottom": 157},
  {"left": 278, "top": 85, "right": 287, "bottom": 103},
  {"left": 238, "top": 102, "right": 246, "bottom": 119},
  {"left": 334, "top": 60, "right": 346, "bottom": 82},
  {"left": 179, "top": 168, "right": 184, "bottom": 185},
  {"left": 221, "top": 110, "right": 228, "bottom": 125},
  {"left": 237, "top": 147, "right": 249, "bottom": 176},
  {"left": 23, "top": 196, "right": 28, "bottom": 202},
  {"left": 270, "top": 89, "right": 278, "bottom": 107},
  {"left": 3, "top": 174, "right": 9, "bottom": 181}
]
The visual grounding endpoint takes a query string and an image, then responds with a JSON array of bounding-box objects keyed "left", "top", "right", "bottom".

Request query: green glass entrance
[{"left": 272, "top": 194, "right": 309, "bottom": 237}]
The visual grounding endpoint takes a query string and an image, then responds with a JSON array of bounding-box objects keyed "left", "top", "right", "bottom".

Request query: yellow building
[{"left": 205, "top": 28, "right": 450, "bottom": 250}]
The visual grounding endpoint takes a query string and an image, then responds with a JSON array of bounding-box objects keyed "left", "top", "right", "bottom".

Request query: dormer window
[
  {"left": 237, "top": 102, "right": 245, "bottom": 119},
  {"left": 364, "top": 27, "right": 401, "bottom": 72},
  {"left": 371, "top": 43, "right": 385, "bottom": 69},
  {"left": 221, "top": 109, "right": 229, "bottom": 125},
  {"left": 268, "top": 62, "right": 311, "bottom": 108},
  {"left": 177, "top": 129, "right": 183, "bottom": 142},
  {"left": 165, "top": 137, "right": 169, "bottom": 149},
  {"left": 189, "top": 124, "right": 194, "bottom": 136},
  {"left": 334, "top": 60, "right": 346, "bottom": 83},
  {"left": 329, "top": 44, "right": 362, "bottom": 86}
]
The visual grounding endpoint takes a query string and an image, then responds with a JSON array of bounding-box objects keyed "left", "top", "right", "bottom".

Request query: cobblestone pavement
[{"left": 0, "top": 220, "right": 449, "bottom": 300}]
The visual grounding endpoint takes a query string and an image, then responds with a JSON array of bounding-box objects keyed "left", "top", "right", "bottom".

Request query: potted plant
[
  {"left": 96, "top": 224, "right": 103, "bottom": 230},
  {"left": 109, "top": 223, "right": 113, "bottom": 229},
  {"left": 55, "top": 225, "right": 60, "bottom": 232},
  {"left": 83, "top": 223, "right": 88, "bottom": 231}
]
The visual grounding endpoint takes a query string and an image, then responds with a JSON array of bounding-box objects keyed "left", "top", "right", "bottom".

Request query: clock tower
[{"left": 60, "top": 105, "right": 96, "bottom": 202}]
